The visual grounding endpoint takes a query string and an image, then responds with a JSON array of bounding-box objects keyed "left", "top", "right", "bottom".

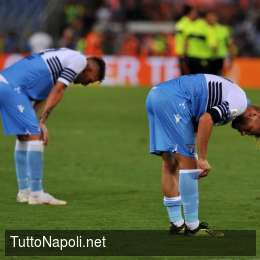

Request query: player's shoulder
[
  {"left": 58, "top": 48, "right": 85, "bottom": 59},
  {"left": 59, "top": 48, "right": 87, "bottom": 67},
  {"left": 203, "top": 74, "right": 232, "bottom": 84},
  {"left": 40, "top": 47, "right": 84, "bottom": 59},
  {"left": 204, "top": 74, "right": 246, "bottom": 102},
  {"left": 176, "top": 16, "right": 189, "bottom": 26},
  {"left": 179, "top": 73, "right": 206, "bottom": 83}
]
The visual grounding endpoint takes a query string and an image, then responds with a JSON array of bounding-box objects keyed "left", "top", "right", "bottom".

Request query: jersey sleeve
[
  {"left": 207, "top": 101, "right": 231, "bottom": 125},
  {"left": 57, "top": 54, "right": 87, "bottom": 86}
]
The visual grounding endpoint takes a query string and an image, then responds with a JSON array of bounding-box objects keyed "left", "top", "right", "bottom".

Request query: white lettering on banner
[
  {"left": 2, "top": 54, "right": 260, "bottom": 88},
  {"left": 117, "top": 56, "right": 139, "bottom": 85},
  {"left": 2, "top": 54, "right": 181, "bottom": 86},
  {"left": 164, "top": 58, "right": 180, "bottom": 80},
  {"left": 103, "top": 56, "right": 118, "bottom": 86},
  {"left": 147, "top": 57, "right": 163, "bottom": 85}
]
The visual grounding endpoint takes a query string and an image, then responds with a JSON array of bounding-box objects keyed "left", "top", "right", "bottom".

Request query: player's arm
[
  {"left": 39, "top": 82, "right": 66, "bottom": 145},
  {"left": 39, "top": 54, "right": 86, "bottom": 145},
  {"left": 33, "top": 101, "right": 46, "bottom": 117},
  {"left": 196, "top": 112, "right": 214, "bottom": 177}
]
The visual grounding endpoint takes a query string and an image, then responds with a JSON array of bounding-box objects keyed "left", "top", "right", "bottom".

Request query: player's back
[
  {"left": 1, "top": 53, "right": 52, "bottom": 101},
  {"left": 153, "top": 74, "right": 208, "bottom": 120},
  {"left": 0, "top": 48, "right": 86, "bottom": 101}
]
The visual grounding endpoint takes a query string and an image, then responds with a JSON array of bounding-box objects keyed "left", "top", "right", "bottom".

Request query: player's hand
[
  {"left": 40, "top": 123, "right": 48, "bottom": 146},
  {"left": 197, "top": 159, "right": 212, "bottom": 178}
]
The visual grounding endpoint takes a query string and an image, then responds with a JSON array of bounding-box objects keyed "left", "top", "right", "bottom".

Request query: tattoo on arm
[
  {"left": 40, "top": 83, "right": 66, "bottom": 124},
  {"left": 40, "top": 108, "right": 53, "bottom": 123}
]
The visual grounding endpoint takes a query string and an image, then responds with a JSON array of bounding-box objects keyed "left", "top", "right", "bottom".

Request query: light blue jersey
[
  {"left": 146, "top": 74, "right": 247, "bottom": 157},
  {"left": 154, "top": 74, "right": 208, "bottom": 121},
  {"left": 1, "top": 54, "right": 52, "bottom": 101},
  {"left": 1, "top": 48, "right": 87, "bottom": 101}
]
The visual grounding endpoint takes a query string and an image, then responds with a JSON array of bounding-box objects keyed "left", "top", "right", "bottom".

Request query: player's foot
[
  {"left": 16, "top": 189, "right": 30, "bottom": 203},
  {"left": 169, "top": 222, "right": 185, "bottom": 235},
  {"left": 184, "top": 222, "right": 224, "bottom": 237},
  {"left": 28, "top": 192, "right": 67, "bottom": 205}
]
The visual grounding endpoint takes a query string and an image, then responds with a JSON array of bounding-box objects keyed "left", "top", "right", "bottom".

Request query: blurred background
[{"left": 0, "top": 0, "right": 260, "bottom": 86}]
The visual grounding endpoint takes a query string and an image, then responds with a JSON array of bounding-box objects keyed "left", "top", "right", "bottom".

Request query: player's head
[
  {"left": 231, "top": 105, "right": 260, "bottom": 138},
  {"left": 183, "top": 5, "right": 198, "bottom": 20},
  {"left": 74, "top": 56, "right": 106, "bottom": 85},
  {"left": 206, "top": 11, "right": 218, "bottom": 25}
]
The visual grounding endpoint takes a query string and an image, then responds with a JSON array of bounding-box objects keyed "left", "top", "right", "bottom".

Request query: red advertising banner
[{"left": 0, "top": 54, "right": 260, "bottom": 88}]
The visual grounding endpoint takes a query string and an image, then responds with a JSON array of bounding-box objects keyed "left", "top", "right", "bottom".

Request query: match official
[
  {"left": 183, "top": 12, "right": 217, "bottom": 74},
  {"left": 206, "top": 12, "right": 236, "bottom": 75},
  {"left": 175, "top": 6, "right": 198, "bottom": 75}
]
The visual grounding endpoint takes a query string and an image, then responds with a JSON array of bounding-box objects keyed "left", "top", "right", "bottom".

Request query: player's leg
[
  {"left": 178, "top": 154, "right": 223, "bottom": 236},
  {"left": 0, "top": 83, "right": 29, "bottom": 201},
  {"left": 186, "top": 57, "right": 202, "bottom": 74},
  {"left": 176, "top": 154, "right": 200, "bottom": 231},
  {"left": 215, "top": 58, "right": 224, "bottom": 76},
  {"left": 15, "top": 139, "right": 30, "bottom": 202},
  {"left": 17, "top": 134, "right": 66, "bottom": 205},
  {"left": 0, "top": 84, "right": 66, "bottom": 205},
  {"left": 16, "top": 134, "right": 44, "bottom": 202},
  {"left": 161, "top": 152, "right": 184, "bottom": 233},
  {"left": 145, "top": 90, "right": 184, "bottom": 232},
  {"left": 179, "top": 57, "right": 189, "bottom": 75}
]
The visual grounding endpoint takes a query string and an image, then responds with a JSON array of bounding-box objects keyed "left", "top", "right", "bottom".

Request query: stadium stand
[{"left": 0, "top": 0, "right": 259, "bottom": 56}]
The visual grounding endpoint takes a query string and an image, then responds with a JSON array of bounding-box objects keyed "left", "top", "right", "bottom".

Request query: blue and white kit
[
  {"left": 0, "top": 48, "right": 86, "bottom": 135},
  {"left": 146, "top": 74, "right": 248, "bottom": 157}
]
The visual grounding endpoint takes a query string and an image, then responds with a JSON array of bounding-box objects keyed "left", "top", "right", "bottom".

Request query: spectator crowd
[{"left": 0, "top": 0, "right": 260, "bottom": 57}]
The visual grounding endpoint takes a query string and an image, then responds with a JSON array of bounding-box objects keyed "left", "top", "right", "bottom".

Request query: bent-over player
[{"left": 0, "top": 48, "right": 105, "bottom": 205}]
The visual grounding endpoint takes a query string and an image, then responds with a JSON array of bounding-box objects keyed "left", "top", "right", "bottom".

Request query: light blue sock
[
  {"left": 27, "top": 141, "right": 44, "bottom": 192},
  {"left": 14, "top": 140, "right": 29, "bottom": 190},
  {"left": 179, "top": 169, "right": 201, "bottom": 229},
  {"left": 163, "top": 196, "right": 184, "bottom": 226}
]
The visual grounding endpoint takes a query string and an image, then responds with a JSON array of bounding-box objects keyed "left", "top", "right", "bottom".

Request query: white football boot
[
  {"left": 16, "top": 189, "right": 30, "bottom": 203},
  {"left": 28, "top": 191, "right": 67, "bottom": 205}
]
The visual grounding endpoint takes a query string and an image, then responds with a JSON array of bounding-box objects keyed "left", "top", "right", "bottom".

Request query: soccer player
[
  {"left": 145, "top": 74, "right": 260, "bottom": 236},
  {"left": 0, "top": 48, "right": 105, "bottom": 205}
]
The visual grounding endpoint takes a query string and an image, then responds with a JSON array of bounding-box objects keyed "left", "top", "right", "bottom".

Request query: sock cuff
[
  {"left": 15, "top": 140, "right": 28, "bottom": 151},
  {"left": 179, "top": 169, "right": 201, "bottom": 174},
  {"left": 179, "top": 169, "right": 200, "bottom": 180},
  {"left": 163, "top": 196, "right": 182, "bottom": 206},
  {"left": 27, "top": 140, "right": 44, "bottom": 152}
]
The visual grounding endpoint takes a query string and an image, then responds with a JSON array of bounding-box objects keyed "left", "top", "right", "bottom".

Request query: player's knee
[
  {"left": 169, "top": 158, "right": 179, "bottom": 173},
  {"left": 162, "top": 153, "right": 179, "bottom": 174}
]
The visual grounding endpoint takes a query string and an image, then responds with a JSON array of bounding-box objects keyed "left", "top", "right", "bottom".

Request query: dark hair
[
  {"left": 232, "top": 105, "right": 260, "bottom": 130},
  {"left": 88, "top": 56, "right": 106, "bottom": 82},
  {"left": 183, "top": 5, "right": 193, "bottom": 16},
  {"left": 198, "top": 10, "right": 207, "bottom": 18},
  {"left": 231, "top": 114, "right": 247, "bottom": 130}
]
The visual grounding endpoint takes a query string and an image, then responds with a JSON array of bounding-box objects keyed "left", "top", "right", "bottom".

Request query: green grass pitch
[{"left": 0, "top": 86, "right": 259, "bottom": 260}]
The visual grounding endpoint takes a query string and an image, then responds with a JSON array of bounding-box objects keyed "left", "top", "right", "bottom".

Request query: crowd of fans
[{"left": 0, "top": 0, "right": 260, "bottom": 56}]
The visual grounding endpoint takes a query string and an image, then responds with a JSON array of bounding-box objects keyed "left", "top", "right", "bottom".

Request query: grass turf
[{"left": 0, "top": 86, "right": 259, "bottom": 260}]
